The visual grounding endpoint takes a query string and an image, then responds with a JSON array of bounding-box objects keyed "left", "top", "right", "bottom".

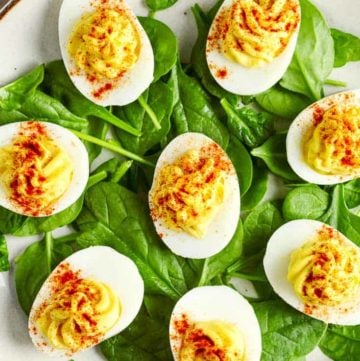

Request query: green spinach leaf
[
  {"left": 320, "top": 185, "right": 360, "bottom": 245},
  {"left": 145, "top": 0, "right": 177, "bottom": 11},
  {"left": 113, "top": 80, "right": 173, "bottom": 155},
  {"left": 0, "top": 65, "right": 44, "bottom": 111},
  {"left": 320, "top": 324, "right": 360, "bottom": 361},
  {"left": 253, "top": 299, "right": 327, "bottom": 361},
  {"left": 255, "top": 85, "right": 311, "bottom": 119},
  {"left": 0, "top": 235, "right": 10, "bottom": 272},
  {"left": 241, "top": 166, "right": 268, "bottom": 212},
  {"left": 139, "top": 17, "right": 178, "bottom": 82},
  {"left": 169, "top": 62, "right": 229, "bottom": 149},
  {"left": 251, "top": 133, "right": 301, "bottom": 181},
  {"left": 344, "top": 179, "right": 360, "bottom": 209},
  {"left": 331, "top": 28, "right": 360, "bottom": 68},
  {"left": 226, "top": 136, "right": 253, "bottom": 195},
  {"left": 280, "top": 0, "right": 334, "bottom": 100},
  {"left": 282, "top": 185, "right": 330, "bottom": 221},
  {"left": 221, "top": 99, "right": 274, "bottom": 148},
  {"left": 76, "top": 182, "right": 187, "bottom": 300}
]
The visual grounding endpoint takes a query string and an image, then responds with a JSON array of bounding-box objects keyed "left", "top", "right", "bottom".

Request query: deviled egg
[
  {"left": 149, "top": 132, "right": 240, "bottom": 259},
  {"left": 206, "top": 0, "right": 300, "bottom": 95},
  {"left": 264, "top": 219, "right": 360, "bottom": 325},
  {"left": 287, "top": 89, "right": 360, "bottom": 184},
  {"left": 0, "top": 120, "right": 88, "bottom": 217},
  {"left": 169, "top": 286, "right": 261, "bottom": 361},
  {"left": 28, "top": 246, "right": 144, "bottom": 356},
  {"left": 59, "top": 0, "right": 154, "bottom": 106}
]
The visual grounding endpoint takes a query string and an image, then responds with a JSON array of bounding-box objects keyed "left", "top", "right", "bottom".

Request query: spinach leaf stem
[{"left": 138, "top": 95, "right": 162, "bottom": 130}]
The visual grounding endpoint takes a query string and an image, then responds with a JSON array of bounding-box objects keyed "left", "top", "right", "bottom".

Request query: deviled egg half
[
  {"left": 149, "top": 132, "right": 240, "bottom": 259},
  {"left": 170, "top": 286, "right": 261, "bottom": 361},
  {"left": 264, "top": 219, "right": 360, "bottom": 325},
  {"left": 28, "top": 246, "right": 144, "bottom": 356},
  {"left": 0, "top": 120, "right": 88, "bottom": 217},
  {"left": 206, "top": 0, "right": 300, "bottom": 95},
  {"left": 287, "top": 89, "right": 360, "bottom": 184},
  {"left": 59, "top": 0, "right": 154, "bottom": 106}
]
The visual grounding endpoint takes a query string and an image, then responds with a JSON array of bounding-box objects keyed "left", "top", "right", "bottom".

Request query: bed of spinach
[{"left": 2, "top": 0, "right": 360, "bottom": 360}]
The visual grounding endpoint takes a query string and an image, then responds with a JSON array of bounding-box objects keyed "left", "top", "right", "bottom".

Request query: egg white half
[
  {"left": 59, "top": 0, "right": 154, "bottom": 106},
  {"left": 169, "top": 286, "right": 262, "bottom": 361},
  {"left": 206, "top": 0, "right": 300, "bottom": 95},
  {"left": 149, "top": 132, "right": 240, "bottom": 259},
  {"left": 0, "top": 121, "right": 89, "bottom": 217},
  {"left": 28, "top": 246, "right": 144, "bottom": 356},
  {"left": 264, "top": 219, "right": 360, "bottom": 325},
  {"left": 287, "top": 89, "right": 360, "bottom": 185}
]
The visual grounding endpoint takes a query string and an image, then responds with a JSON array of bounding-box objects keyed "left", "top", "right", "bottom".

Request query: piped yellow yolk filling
[
  {"left": 288, "top": 226, "right": 360, "bottom": 307},
  {"left": 151, "top": 148, "right": 230, "bottom": 239},
  {"left": 68, "top": 6, "right": 141, "bottom": 80},
  {"left": 219, "top": 0, "right": 300, "bottom": 67},
  {"left": 0, "top": 122, "right": 73, "bottom": 216},
  {"left": 35, "top": 279, "right": 121, "bottom": 352},
  {"left": 305, "top": 104, "right": 360, "bottom": 175},
  {"left": 180, "top": 321, "right": 245, "bottom": 361}
]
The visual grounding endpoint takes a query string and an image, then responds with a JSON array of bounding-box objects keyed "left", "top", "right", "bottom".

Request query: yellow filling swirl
[
  {"left": 305, "top": 105, "right": 360, "bottom": 175},
  {"left": 180, "top": 321, "right": 245, "bottom": 361},
  {"left": 36, "top": 279, "right": 121, "bottom": 352},
  {"left": 288, "top": 226, "right": 360, "bottom": 307},
  {"left": 0, "top": 122, "right": 73, "bottom": 216},
  {"left": 221, "top": 0, "right": 300, "bottom": 67},
  {"left": 68, "top": 7, "right": 141, "bottom": 80},
  {"left": 151, "top": 147, "right": 230, "bottom": 239}
]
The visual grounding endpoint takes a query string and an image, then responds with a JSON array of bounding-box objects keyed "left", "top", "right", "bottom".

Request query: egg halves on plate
[
  {"left": 59, "top": 0, "right": 154, "bottom": 106},
  {"left": 29, "top": 246, "right": 144, "bottom": 356},
  {"left": 149, "top": 133, "right": 240, "bottom": 259},
  {"left": 206, "top": 0, "right": 300, "bottom": 95}
]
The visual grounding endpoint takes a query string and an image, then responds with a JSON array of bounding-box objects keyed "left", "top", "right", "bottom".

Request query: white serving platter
[{"left": 0, "top": 0, "right": 359, "bottom": 360}]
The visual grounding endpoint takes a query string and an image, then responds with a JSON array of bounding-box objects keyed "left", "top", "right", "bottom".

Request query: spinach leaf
[
  {"left": 76, "top": 182, "right": 187, "bottom": 300},
  {"left": 320, "top": 324, "right": 360, "bottom": 361},
  {"left": 0, "top": 235, "right": 9, "bottom": 272},
  {"left": 113, "top": 80, "right": 173, "bottom": 155},
  {"left": 169, "top": 62, "right": 229, "bottom": 149},
  {"left": 0, "top": 207, "right": 26, "bottom": 234},
  {"left": 15, "top": 232, "right": 79, "bottom": 314},
  {"left": 101, "top": 295, "right": 174, "bottom": 361},
  {"left": 43, "top": 61, "right": 138, "bottom": 136},
  {"left": 243, "top": 201, "right": 284, "bottom": 256},
  {"left": 280, "top": 0, "right": 334, "bottom": 100},
  {"left": 344, "top": 179, "right": 360, "bottom": 209},
  {"left": 255, "top": 85, "right": 311, "bottom": 119},
  {"left": 139, "top": 17, "right": 178, "bottom": 82},
  {"left": 253, "top": 299, "right": 327, "bottom": 361},
  {"left": 331, "top": 28, "right": 360, "bottom": 68},
  {"left": 226, "top": 136, "right": 253, "bottom": 195},
  {"left": 190, "top": 3, "right": 240, "bottom": 104},
  {"left": 251, "top": 133, "right": 301, "bottom": 181},
  {"left": 241, "top": 165, "right": 269, "bottom": 212},
  {"left": 282, "top": 185, "right": 330, "bottom": 221},
  {"left": 197, "top": 219, "right": 243, "bottom": 286},
  {"left": 145, "top": 0, "right": 177, "bottom": 11},
  {"left": 0, "top": 65, "right": 44, "bottom": 110},
  {"left": 320, "top": 185, "right": 360, "bottom": 245},
  {"left": 221, "top": 99, "right": 274, "bottom": 148}
]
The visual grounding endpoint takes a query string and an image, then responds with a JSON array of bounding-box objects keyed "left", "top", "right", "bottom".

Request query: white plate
[{"left": 0, "top": 0, "right": 359, "bottom": 360}]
